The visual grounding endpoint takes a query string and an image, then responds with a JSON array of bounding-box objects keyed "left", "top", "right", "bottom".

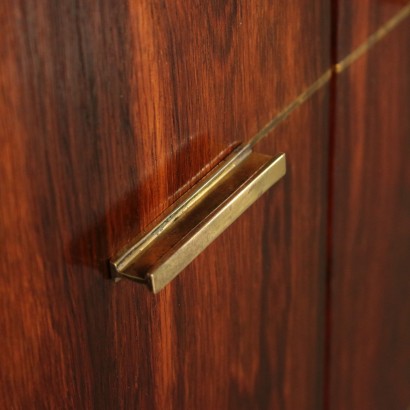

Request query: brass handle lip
[
  {"left": 111, "top": 145, "right": 251, "bottom": 274},
  {"left": 110, "top": 145, "right": 286, "bottom": 293}
]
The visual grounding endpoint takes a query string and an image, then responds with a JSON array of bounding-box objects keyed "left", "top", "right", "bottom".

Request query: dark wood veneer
[
  {"left": 329, "top": 22, "right": 410, "bottom": 409},
  {"left": 0, "top": 1, "right": 329, "bottom": 408}
]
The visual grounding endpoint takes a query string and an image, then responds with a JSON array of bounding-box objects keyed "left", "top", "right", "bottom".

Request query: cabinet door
[
  {"left": 0, "top": 1, "right": 330, "bottom": 408},
  {"left": 329, "top": 9, "right": 410, "bottom": 409}
]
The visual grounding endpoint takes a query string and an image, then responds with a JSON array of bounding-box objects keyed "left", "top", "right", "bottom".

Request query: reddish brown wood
[
  {"left": 328, "top": 22, "right": 410, "bottom": 409},
  {"left": 127, "top": 0, "right": 331, "bottom": 220},
  {"left": 0, "top": 0, "right": 330, "bottom": 408},
  {"left": 334, "top": 1, "right": 409, "bottom": 59}
]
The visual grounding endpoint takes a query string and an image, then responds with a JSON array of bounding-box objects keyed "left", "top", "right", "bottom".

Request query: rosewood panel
[
  {"left": 0, "top": 0, "right": 330, "bottom": 408},
  {"left": 329, "top": 22, "right": 410, "bottom": 409}
]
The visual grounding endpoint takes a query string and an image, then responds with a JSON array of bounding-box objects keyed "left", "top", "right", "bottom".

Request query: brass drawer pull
[{"left": 110, "top": 145, "right": 286, "bottom": 293}]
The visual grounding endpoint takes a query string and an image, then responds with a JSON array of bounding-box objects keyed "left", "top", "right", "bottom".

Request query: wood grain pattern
[
  {"left": 328, "top": 22, "right": 410, "bottom": 409},
  {"left": 334, "top": 1, "right": 410, "bottom": 59},
  {"left": 128, "top": 0, "right": 330, "bottom": 221},
  {"left": 0, "top": 0, "right": 329, "bottom": 408}
]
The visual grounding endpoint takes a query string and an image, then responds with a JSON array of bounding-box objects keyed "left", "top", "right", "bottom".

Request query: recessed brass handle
[{"left": 110, "top": 145, "right": 286, "bottom": 293}]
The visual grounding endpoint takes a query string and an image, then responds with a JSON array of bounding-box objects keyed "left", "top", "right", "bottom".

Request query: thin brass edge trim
[
  {"left": 335, "top": 4, "right": 410, "bottom": 73},
  {"left": 249, "top": 70, "right": 332, "bottom": 147},
  {"left": 248, "top": 3, "right": 410, "bottom": 147}
]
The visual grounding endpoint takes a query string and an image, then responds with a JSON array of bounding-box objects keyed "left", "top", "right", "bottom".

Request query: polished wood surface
[
  {"left": 0, "top": 0, "right": 330, "bottom": 408},
  {"left": 124, "top": 0, "right": 330, "bottom": 226},
  {"left": 2, "top": 0, "right": 409, "bottom": 406},
  {"left": 334, "top": 1, "right": 409, "bottom": 59},
  {"left": 329, "top": 22, "right": 410, "bottom": 409}
]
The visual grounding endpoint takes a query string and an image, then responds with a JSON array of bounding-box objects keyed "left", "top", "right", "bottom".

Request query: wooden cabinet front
[{"left": 1, "top": 1, "right": 409, "bottom": 408}]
